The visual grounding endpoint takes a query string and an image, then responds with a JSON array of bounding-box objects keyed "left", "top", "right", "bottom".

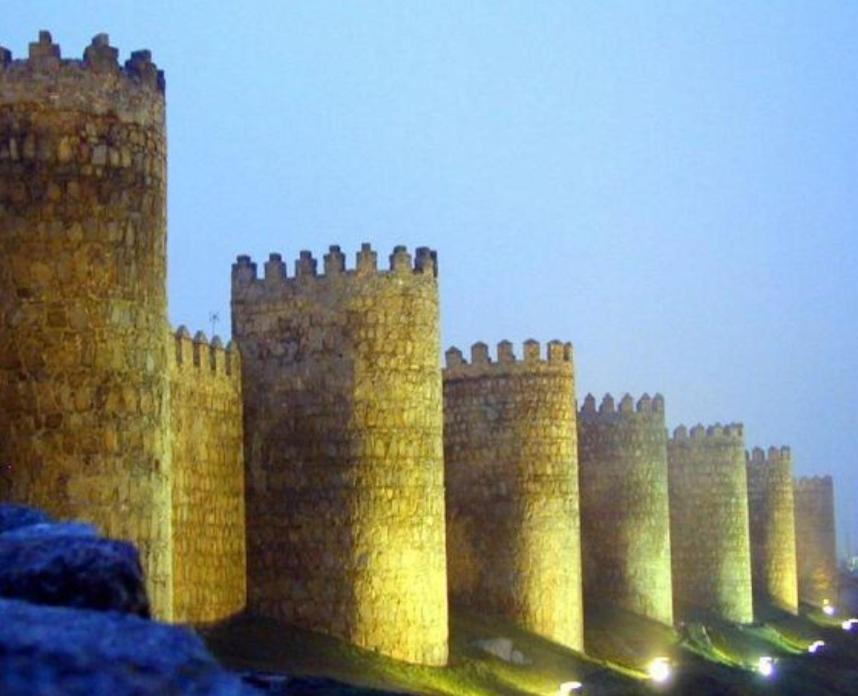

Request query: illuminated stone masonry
[
  {"left": 443, "top": 340, "right": 583, "bottom": 651},
  {"left": 794, "top": 475, "right": 838, "bottom": 608},
  {"left": 578, "top": 393, "right": 673, "bottom": 625},
  {"left": 0, "top": 32, "right": 246, "bottom": 624},
  {"left": 667, "top": 424, "right": 754, "bottom": 623},
  {"left": 746, "top": 446, "right": 798, "bottom": 614},
  {"left": 231, "top": 246, "right": 448, "bottom": 666}
]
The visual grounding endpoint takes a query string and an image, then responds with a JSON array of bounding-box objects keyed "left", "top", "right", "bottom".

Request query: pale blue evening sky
[{"left": 5, "top": 2, "right": 858, "bottom": 554}]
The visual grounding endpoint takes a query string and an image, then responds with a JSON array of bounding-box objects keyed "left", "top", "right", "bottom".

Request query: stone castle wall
[
  {"left": 578, "top": 393, "right": 673, "bottom": 625},
  {"left": 443, "top": 340, "right": 583, "bottom": 651},
  {"left": 168, "top": 327, "right": 246, "bottom": 624},
  {"left": 0, "top": 33, "right": 174, "bottom": 617},
  {"left": 668, "top": 424, "right": 753, "bottom": 623},
  {"left": 746, "top": 446, "right": 798, "bottom": 613},
  {"left": 794, "top": 475, "right": 838, "bottom": 608},
  {"left": 231, "top": 245, "right": 448, "bottom": 665}
]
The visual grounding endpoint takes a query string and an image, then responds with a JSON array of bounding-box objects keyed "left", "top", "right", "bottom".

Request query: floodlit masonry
[
  {"left": 231, "top": 246, "right": 449, "bottom": 666},
  {"left": 746, "top": 446, "right": 798, "bottom": 614},
  {"left": 668, "top": 424, "right": 754, "bottom": 623},
  {"left": 578, "top": 393, "right": 673, "bottom": 625},
  {"left": 0, "top": 32, "right": 246, "bottom": 622},
  {"left": 443, "top": 340, "right": 584, "bottom": 651},
  {"left": 794, "top": 475, "right": 838, "bottom": 609}
]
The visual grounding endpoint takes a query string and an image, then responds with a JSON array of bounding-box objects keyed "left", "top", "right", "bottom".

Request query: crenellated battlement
[
  {"left": 0, "top": 31, "right": 164, "bottom": 91},
  {"left": 670, "top": 422, "right": 744, "bottom": 442},
  {"left": 169, "top": 325, "right": 241, "bottom": 383},
  {"left": 746, "top": 445, "right": 792, "bottom": 467},
  {"left": 232, "top": 244, "right": 437, "bottom": 295},
  {"left": 794, "top": 475, "right": 833, "bottom": 493},
  {"left": 578, "top": 392, "right": 665, "bottom": 423},
  {"left": 443, "top": 339, "right": 573, "bottom": 379}
]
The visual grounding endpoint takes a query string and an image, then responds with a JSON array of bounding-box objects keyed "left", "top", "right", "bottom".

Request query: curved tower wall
[
  {"left": 443, "top": 340, "right": 583, "bottom": 651},
  {"left": 794, "top": 475, "right": 838, "bottom": 608},
  {"left": 578, "top": 393, "right": 673, "bottom": 625},
  {"left": 746, "top": 446, "right": 798, "bottom": 613},
  {"left": 668, "top": 424, "right": 753, "bottom": 623},
  {"left": 0, "top": 33, "right": 173, "bottom": 616},
  {"left": 231, "top": 245, "right": 448, "bottom": 666}
]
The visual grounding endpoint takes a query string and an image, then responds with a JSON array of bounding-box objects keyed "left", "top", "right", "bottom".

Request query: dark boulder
[
  {"left": 0, "top": 532, "right": 150, "bottom": 616},
  {"left": 0, "top": 598, "right": 258, "bottom": 696},
  {"left": 0, "top": 502, "right": 52, "bottom": 533}
]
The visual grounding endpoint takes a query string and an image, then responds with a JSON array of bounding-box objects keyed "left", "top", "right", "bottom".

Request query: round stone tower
[
  {"left": 443, "top": 340, "right": 583, "bottom": 651},
  {"left": 746, "top": 446, "right": 798, "bottom": 614},
  {"left": 668, "top": 424, "right": 753, "bottom": 623},
  {"left": 231, "top": 245, "right": 448, "bottom": 666},
  {"left": 0, "top": 33, "right": 172, "bottom": 616},
  {"left": 794, "top": 475, "right": 838, "bottom": 609},
  {"left": 578, "top": 393, "right": 673, "bottom": 625}
]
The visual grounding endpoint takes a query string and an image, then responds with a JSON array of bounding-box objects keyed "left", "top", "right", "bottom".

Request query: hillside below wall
[{"left": 169, "top": 327, "right": 246, "bottom": 624}]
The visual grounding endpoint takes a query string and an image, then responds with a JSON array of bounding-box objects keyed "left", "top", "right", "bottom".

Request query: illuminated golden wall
[
  {"left": 578, "top": 393, "right": 673, "bottom": 625},
  {"left": 0, "top": 33, "right": 174, "bottom": 617},
  {"left": 231, "top": 245, "right": 448, "bottom": 666},
  {"left": 169, "top": 327, "right": 246, "bottom": 624},
  {"left": 794, "top": 475, "right": 838, "bottom": 608},
  {"left": 746, "top": 446, "right": 798, "bottom": 614},
  {"left": 668, "top": 424, "right": 753, "bottom": 623},
  {"left": 444, "top": 340, "right": 583, "bottom": 651}
]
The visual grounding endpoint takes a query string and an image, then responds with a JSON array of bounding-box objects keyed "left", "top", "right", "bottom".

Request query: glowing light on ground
[
  {"left": 757, "top": 657, "right": 774, "bottom": 677},
  {"left": 842, "top": 618, "right": 858, "bottom": 631},
  {"left": 558, "top": 681, "right": 583, "bottom": 695},
  {"left": 822, "top": 599, "right": 836, "bottom": 616},
  {"left": 808, "top": 640, "right": 825, "bottom": 653},
  {"left": 647, "top": 657, "right": 671, "bottom": 683}
]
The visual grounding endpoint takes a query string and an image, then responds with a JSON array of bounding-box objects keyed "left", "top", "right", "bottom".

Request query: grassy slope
[{"left": 203, "top": 603, "right": 858, "bottom": 695}]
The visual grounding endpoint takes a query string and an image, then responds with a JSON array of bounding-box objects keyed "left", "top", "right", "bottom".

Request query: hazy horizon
[{"left": 6, "top": 2, "right": 857, "bottom": 557}]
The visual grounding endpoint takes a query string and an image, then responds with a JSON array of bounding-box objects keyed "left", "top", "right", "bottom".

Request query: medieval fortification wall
[
  {"left": 0, "top": 33, "right": 174, "bottom": 616},
  {"left": 231, "top": 245, "right": 448, "bottom": 666},
  {"left": 746, "top": 446, "right": 798, "bottom": 613},
  {"left": 668, "top": 424, "right": 754, "bottom": 623},
  {"left": 168, "top": 327, "right": 246, "bottom": 624},
  {"left": 443, "top": 340, "right": 583, "bottom": 651},
  {"left": 578, "top": 393, "right": 673, "bottom": 625},
  {"left": 794, "top": 475, "right": 838, "bottom": 608}
]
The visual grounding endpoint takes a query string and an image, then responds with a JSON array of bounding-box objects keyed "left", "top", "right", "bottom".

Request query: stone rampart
[
  {"left": 168, "top": 327, "right": 246, "bottom": 624},
  {"left": 746, "top": 446, "right": 798, "bottom": 613},
  {"left": 794, "top": 475, "right": 838, "bottom": 608},
  {"left": 578, "top": 393, "right": 673, "bottom": 625},
  {"left": 668, "top": 424, "right": 753, "bottom": 623},
  {"left": 231, "top": 245, "right": 448, "bottom": 665},
  {"left": 443, "top": 339, "right": 583, "bottom": 651},
  {"left": 0, "top": 33, "right": 172, "bottom": 616}
]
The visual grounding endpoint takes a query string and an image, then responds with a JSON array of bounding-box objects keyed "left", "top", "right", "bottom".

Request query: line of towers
[{"left": 0, "top": 32, "right": 841, "bottom": 667}]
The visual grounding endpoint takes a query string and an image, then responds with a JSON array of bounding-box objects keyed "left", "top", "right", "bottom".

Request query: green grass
[{"left": 201, "top": 602, "right": 858, "bottom": 695}]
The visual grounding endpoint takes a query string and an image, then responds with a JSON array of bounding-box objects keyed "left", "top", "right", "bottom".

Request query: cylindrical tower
[
  {"left": 746, "top": 446, "right": 798, "bottom": 614},
  {"left": 0, "top": 33, "right": 172, "bottom": 616},
  {"left": 443, "top": 339, "right": 583, "bottom": 651},
  {"left": 231, "top": 245, "right": 448, "bottom": 666},
  {"left": 578, "top": 392, "right": 673, "bottom": 625},
  {"left": 794, "top": 475, "right": 838, "bottom": 608},
  {"left": 668, "top": 424, "right": 753, "bottom": 623}
]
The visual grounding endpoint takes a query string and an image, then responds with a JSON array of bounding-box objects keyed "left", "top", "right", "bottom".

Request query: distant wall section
[
  {"left": 444, "top": 340, "right": 583, "bottom": 651},
  {"left": 168, "top": 327, "right": 246, "bottom": 624},
  {"left": 794, "top": 476, "right": 838, "bottom": 608},
  {"left": 578, "top": 393, "right": 673, "bottom": 625},
  {"left": 668, "top": 424, "right": 753, "bottom": 623},
  {"left": 746, "top": 446, "right": 798, "bottom": 614}
]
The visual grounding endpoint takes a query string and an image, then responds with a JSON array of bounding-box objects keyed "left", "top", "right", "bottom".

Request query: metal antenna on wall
[{"left": 209, "top": 311, "right": 220, "bottom": 337}]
